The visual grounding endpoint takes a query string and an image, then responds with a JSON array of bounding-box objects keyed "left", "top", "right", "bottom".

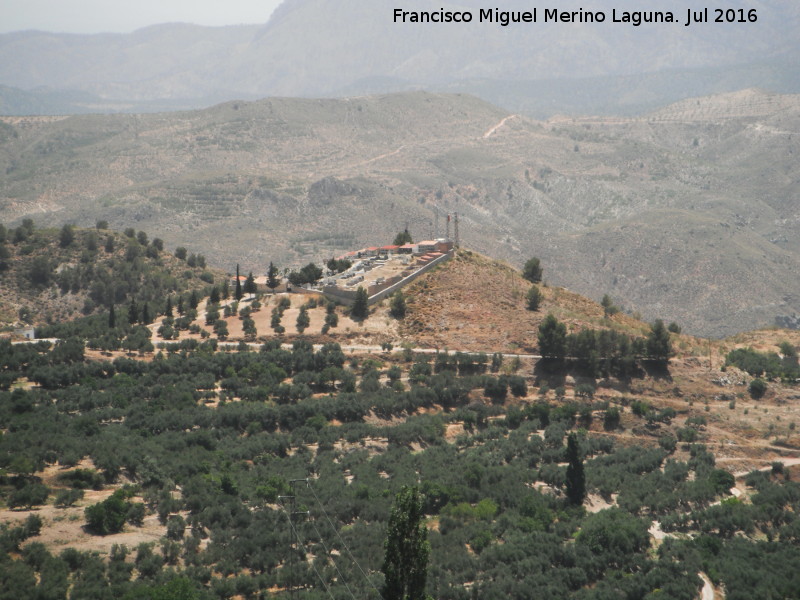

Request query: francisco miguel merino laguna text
[{"left": 393, "top": 7, "right": 759, "bottom": 27}]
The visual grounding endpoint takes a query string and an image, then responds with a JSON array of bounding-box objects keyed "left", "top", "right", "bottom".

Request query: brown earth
[{"left": 2, "top": 460, "right": 167, "bottom": 557}]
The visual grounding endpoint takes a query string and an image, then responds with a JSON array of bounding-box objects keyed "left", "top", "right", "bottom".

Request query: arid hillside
[{"left": 1, "top": 89, "right": 799, "bottom": 336}]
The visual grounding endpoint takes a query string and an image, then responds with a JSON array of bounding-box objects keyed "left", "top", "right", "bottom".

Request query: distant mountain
[
  {"left": 1, "top": 89, "right": 799, "bottom": 337},
  {"left": 1, "top": 0, "right": 799, "bottom": 116}
]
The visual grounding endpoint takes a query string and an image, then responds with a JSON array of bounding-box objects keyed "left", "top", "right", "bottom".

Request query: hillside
[
  {"left": 0, "top": 221, "right": 222, "bottom": 330},
  {"left": 1, "top": 0, "right": 800, "bottom": 116},
  {"left": 1, "top": 90, "right": 799, "bottom": 336},
  {"left": 2, "top": 244, "right": 800, "bottom": 599},
  {"left": 401, "top": 250, "right": 652, "bottom": 353}
]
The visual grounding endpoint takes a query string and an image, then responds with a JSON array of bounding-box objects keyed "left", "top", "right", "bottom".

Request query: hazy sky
[{"left": 1, "top": 0, "right": 284, "bottom": 34}]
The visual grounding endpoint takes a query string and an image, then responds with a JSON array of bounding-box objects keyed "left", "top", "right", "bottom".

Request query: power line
[
  {"left": 308, "top": 518, "right": 358, "bottom": 600},
  {"left": 308, "top": 482, "right": 384, "bottom": 599},
  {"left": 278, "top": 496, "right": 337, "bottom": 600}
]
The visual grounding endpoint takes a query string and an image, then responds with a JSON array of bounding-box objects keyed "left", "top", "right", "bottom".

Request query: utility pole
[{"left": 280, "top": 479, "right": 310, "bottom": 600}]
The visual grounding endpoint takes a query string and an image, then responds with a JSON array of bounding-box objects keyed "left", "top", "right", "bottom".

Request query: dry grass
[{"left": 1, "top": 460, "right": 167, "bottom": 557}]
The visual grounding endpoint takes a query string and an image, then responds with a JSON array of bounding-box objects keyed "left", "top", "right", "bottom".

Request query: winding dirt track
[{"left": 482, "top": 114, "right": 518, "bottom": 138}]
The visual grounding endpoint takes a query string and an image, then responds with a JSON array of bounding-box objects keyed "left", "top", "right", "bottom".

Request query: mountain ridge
[{"left": 2, "top": 0, "right": 800, "bottom": 116}]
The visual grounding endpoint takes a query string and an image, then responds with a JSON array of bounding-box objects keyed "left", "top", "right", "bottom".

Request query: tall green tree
[
  {"left": 128, "top": 299, "right": 139, "bottom": 326},
  {"left": 267, "top": 262, "right": 280, "bottom": 293},
  {"left": 382, "top": 486, "right": 430, "bottom": 600},
  {"left": 235, "top": 264, "right": 243, "bottom": 301},
  {"left": 390, "top": 291, "right": 407, "bottom": 319},
  {"left": 646, "top": 319, "right": 672, "bottom": 362},
  {"left": 522, "top": 257, "right": 543, "bottom": 283},
  {"left": 140, "top": 303, "right": 151, "bottom": 325},
  {"left": 526, "top": 285, "right": 542, "bottom": 311},
  {"left": 393, "top": 230, "right": 413, "bottom": 246},
  {"left": 244, "top": 272, "right": 257, "bottom": 296},
  {"left": 565, "top": 433, "right": 586, "bottom": 506},
  {"left": 351, "top": 287, "right": 369, "bottom": 320},
  {"left": 538, "top": 314, "right": 566, "bottom": 359}
]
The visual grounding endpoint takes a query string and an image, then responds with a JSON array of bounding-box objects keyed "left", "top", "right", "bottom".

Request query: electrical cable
[
  {"left": 279, "top": 499, "right": 337, "bottom": 600},
  {"left": 308, "top": 517, "right": 358, "bottom": 600},
  {"left": 308, "top": 481, "right": 384, "bottom": 599}
]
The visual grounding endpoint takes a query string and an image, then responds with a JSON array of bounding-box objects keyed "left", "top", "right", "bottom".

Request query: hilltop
[{"left": 1, "top": 90, "right": 799, "bottom": 336}]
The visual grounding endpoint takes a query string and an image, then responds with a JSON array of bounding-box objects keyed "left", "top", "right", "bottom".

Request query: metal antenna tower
[{"left": 453, "top": 212, "right": 460, "bottom": 248}]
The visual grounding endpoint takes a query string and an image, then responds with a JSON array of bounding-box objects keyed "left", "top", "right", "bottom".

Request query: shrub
[
  {"left": 84, "top": 490, "right": 144, "bottom": 535},
  {"left": 749, "top": 378, "right": 767, "bottom": 399},
  {"left": 54, "top": 489, "right": 85, "bottom": 508},
  {"left": 604, "top": 407, "right": 621, "bottom": 430}
]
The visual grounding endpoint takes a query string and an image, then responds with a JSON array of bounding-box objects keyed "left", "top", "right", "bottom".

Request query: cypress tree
[
  {"left": 565, "top": 433, "right": 586, "bottom": 506},
  {"left": 235, "top": 264, "right": 243, "bottom": 301},
  {"left": 128, "top": 299, "right": 138, "bottom": 326},
  {"left": 382, "top": 486, "right": 429, "bottom": 600},
  {"left": 108, "top": 304, "right": 116, "bottom": 329}
]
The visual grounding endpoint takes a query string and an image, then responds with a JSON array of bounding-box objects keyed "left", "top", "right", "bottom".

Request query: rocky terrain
[{"left": 1, "top": 89, "right": 799, "bottom": 336}]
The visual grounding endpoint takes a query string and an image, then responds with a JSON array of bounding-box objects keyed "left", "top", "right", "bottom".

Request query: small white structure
[{"left": 15, "top": 327, "right": 35, "bottom": 340}]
